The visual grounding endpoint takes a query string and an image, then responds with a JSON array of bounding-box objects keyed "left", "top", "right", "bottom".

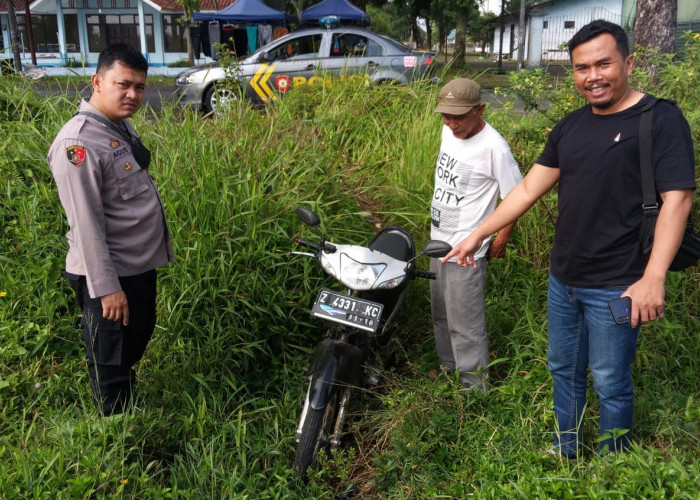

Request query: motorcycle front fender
[{"left": 308, "top": 338, "right": 363, "bottom": 410}]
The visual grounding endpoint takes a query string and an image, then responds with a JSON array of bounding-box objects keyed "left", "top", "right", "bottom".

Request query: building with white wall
[
  {"left": 0, "top": 0, "right": 236, "bottom": 67},
  {"left": 492, "top": 0, "right": 700, "bottom": 67},
  {"left": 492, "top": 0, "right": 624, "bottom": 66}
]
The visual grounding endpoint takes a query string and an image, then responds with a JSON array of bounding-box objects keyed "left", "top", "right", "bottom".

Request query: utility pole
[
  {"left": 517, "top": 0, "right": 526, "bottom": 69},
  {"left": 6, "top": 0, "right": 23, "bottom": 72}
]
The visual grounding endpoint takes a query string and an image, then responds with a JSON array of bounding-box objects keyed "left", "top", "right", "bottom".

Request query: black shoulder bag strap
[
  {"left": 638, "top": 99, "right": 700, "bottom": 270},
  {"left": 77, "top": 111, "right": 151, "bottom": 169},
  {"left": 638, "top": 100, "right": 657, "bottom": 256}
]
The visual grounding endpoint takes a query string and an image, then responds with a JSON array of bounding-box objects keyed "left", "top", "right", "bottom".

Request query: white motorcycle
[{"left": 290, "top": 207, "right": 451, "bottom": 477}]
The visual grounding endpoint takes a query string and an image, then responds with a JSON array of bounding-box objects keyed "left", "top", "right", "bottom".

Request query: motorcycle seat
[{"left": 369, "top": 227, "right": 414, "bottom": 262}]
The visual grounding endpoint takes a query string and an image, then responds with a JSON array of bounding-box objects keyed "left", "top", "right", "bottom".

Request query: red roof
[
  {"left": 132, "top": 0, "right": 238, "bottom": 12},
  {"left": 194, "top": 0, "right": 238, "bottom": 11},
  {"left": 150, "top": 0, "right": 180, "bottom": 10},
  {"left": 0, "top": 0, "right": 29, "bottom": 11}
]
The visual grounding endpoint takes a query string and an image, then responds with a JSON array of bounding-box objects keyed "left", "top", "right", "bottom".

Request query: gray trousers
[{"left": 430, "top": 258, "right": 489, "bottom": 391}]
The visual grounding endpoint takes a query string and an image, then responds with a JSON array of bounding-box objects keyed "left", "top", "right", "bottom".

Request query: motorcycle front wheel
[{"left": 293, "top": 389, "right": 347, "bottom": 478}]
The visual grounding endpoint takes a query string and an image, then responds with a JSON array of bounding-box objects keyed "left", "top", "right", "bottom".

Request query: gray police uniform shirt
[{"left": 48, "top": 99, "right": 175, "bottom": 299}]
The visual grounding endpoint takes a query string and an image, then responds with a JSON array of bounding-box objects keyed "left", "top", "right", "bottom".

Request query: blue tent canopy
[
  {"left": 194, "top": 0, "right": 297, "bottom": 23},
  {"left": 300, "top": 0, "right": 370, "bottom": 23}
]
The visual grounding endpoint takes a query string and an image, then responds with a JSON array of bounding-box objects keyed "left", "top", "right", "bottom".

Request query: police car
[{"left": 173, "top": 26, "right": 436, "bottom": 112}]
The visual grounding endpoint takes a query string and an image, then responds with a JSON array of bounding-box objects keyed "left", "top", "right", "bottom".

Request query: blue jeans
[{"left": 547, "top": 274, "right": 639, "bottom": 457}]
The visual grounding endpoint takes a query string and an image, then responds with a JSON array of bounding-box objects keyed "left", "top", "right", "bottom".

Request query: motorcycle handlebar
[
  {"left": 294, "top": 238, "right": 336, "bottom": 253},
  {"left": 413, "top": 270, "right": 436, "bottom": 280},
  {"left": 294, "top": 237, "right": 317, "bottom": 250}
]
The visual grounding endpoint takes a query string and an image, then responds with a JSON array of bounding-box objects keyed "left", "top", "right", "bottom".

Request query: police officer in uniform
[{"left": 48, "top": 44, "right": 175, "bottom": 416}]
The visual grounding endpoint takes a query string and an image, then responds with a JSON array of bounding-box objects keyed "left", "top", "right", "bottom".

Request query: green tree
[
  {"left": 176, "top": 0, "right": 202, "bottom": 65},
  {"left": 633, "top": 0, "right": 677, "bottom": 81},
  {"left": 468, "top": 11, "right": 496, "bottom": 53},
  {"left": 368, "top": 0, "right": 431, "bottom": 48},
  {"left": 366, "top": 2, "right": 413, "bottom": 42},
  {"left": 283, "top": 0, "right": 307, "bottom": 24},
  {"left": 430, "top": 0, "right": 456, "bottom": 57},
  {"left": 453, "top": 0, "right": 480, "bottom": 63}
]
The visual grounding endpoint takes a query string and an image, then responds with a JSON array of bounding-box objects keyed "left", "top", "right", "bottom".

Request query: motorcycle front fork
[
  {"left": 330, "top": 390, "right": 351, "bottom": 449},
  {"left": 295, "top": 382, "right": 312, "bottom": 442},
  {"left": 295, "top": 379, "right": 351, "bottom": 451}
]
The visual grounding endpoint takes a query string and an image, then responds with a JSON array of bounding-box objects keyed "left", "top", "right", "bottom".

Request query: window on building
[
  {"left": 16, "top": 15, "right": 80, "bottom": 52},
  {"left": 543, "top": 20, "right": 548, "bottom": 29},
  {"left": 564, "top": 21, "right": 575, "bottom": 29},
  {"left": 87, "top": 14, "right": 154, "bottom": 53},
  {"left": 163, "top": 14, "right": 187, "bottom": 53}
]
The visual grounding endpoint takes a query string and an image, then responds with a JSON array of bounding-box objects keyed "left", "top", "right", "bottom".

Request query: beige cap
[{"left": 433, "top": 78, "right": 481, "bottom": 114}]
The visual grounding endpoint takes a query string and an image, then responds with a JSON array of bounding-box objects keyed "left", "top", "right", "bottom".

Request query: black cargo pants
[{"left": 67, "top": 270, "right": 157, "bottom": 416}]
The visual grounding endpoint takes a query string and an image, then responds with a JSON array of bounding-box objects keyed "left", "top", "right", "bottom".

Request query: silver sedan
[{"left": 174, "top": 27, "right": 436, "bottom": 112}]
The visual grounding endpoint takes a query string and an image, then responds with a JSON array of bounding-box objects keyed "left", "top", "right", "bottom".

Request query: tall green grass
[{"left": 1, "top": 37, "right": 699, "bottom": 498}]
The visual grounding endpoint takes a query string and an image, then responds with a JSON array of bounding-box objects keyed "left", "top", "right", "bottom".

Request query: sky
[{"left": 481, "top": 0, "right": 502, "bottom": 15}]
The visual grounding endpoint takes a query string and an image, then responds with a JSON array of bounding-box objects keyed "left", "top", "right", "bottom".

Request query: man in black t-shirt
[{"left": 441, "top": 20, "right": 695, "bottom": 457}]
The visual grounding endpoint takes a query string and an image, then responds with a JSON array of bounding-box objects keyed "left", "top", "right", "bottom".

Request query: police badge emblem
[
  {"left": 109, "top": 139, "right": 120, "bottom": 149},
  {"left": 275, "top": 75, "right": 290, "bottom": 93},
  {"left": 66, "top": 145, "right": 86, "bottom": 167}
]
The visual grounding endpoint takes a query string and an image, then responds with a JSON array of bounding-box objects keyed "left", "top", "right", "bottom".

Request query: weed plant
[
  {"left": 0, "top": 36, "right": 698, "bottom": 498},
  {"left": 62, "top": 57, "right": 88, "bottom": 69}
]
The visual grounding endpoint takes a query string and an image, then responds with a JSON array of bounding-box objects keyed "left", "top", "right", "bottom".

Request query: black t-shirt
[{"left": 537, "top": 94, "right": 696, "bottom": 287}]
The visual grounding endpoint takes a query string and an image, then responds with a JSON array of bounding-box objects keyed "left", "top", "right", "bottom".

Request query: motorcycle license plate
[{"left": 311, "top": 289, "right": 383, "bottom": 333}]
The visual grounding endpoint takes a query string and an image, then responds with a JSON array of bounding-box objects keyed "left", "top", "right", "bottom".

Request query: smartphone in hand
[{"left": 609, "top": 297, "right": 632, "bottom": 325}]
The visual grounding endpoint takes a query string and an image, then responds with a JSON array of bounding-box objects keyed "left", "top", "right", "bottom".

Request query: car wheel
[{"left": 203, "top": 83, "right": 239, "bottom": 114}]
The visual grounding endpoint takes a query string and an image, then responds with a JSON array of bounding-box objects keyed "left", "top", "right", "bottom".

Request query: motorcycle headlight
[{"left": 340, "top": 254, "right": 386, "bottom": 289}]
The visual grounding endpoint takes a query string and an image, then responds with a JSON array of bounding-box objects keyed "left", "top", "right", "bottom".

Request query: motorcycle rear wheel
[{"left": 293, "top": 389, "right": 346, "bottom": 478}]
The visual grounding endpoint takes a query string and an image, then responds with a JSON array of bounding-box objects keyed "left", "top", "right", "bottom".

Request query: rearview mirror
[
  {"left": 296, "top": 207, "right": 321, "bottom": 227},
  {"left": 421, "top": 240, "right": 452, "bottom": 259}
]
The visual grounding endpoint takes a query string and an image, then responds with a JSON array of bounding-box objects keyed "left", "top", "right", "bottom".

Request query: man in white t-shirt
[{"left": 430, "top": 78, "right": 523, "bottom": 391}]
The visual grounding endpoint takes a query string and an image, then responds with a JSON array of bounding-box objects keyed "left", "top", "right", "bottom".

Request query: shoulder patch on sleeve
[{"left": 65, "top": 145, "right": 87, "bottom": 167}]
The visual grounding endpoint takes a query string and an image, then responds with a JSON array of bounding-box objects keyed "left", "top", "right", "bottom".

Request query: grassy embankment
[{"left": 1, "top": 38, "right": 698, "bottom": 497}]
